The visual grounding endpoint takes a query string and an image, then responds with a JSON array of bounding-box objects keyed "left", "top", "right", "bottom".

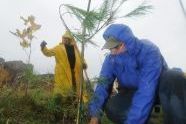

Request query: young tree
[
  {"left": 10, "top": 15, "right": 41, "bottom": 64},
  {"left": 59, "top": 0, "right": 152, "bottom": 123},
  {"left": 10, "top": 15, "right": 41, "bottom": 95}
]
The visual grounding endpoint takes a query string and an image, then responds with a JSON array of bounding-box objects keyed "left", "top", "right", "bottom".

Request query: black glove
[
  {"left": 40, "top": 41, "right": 47, "bottom": 50},
  {"left": 82, "top": 63, "right": 87, "bottom": 70}
]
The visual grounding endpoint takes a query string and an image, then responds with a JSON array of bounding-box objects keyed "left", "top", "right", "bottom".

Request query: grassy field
[{"left": 0, "top": 74, "right": 163, "bottom": 124}]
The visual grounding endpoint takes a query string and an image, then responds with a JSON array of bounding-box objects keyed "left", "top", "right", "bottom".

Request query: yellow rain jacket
[{"left": 41, "top": 31, "right": 86, "bottom": 100}]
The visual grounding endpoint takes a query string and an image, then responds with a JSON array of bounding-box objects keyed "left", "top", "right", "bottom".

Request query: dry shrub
[{"left": 0, "top": 66, "right": 11, "bottom": 87}]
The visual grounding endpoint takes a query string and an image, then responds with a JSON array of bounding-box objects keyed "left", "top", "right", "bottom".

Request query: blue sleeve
[
  {"left": 125, "top": 50, "right": 163, "bottom": 124},
  {"left": 88, "top": 56, "right": 116, "bottom": 118}
]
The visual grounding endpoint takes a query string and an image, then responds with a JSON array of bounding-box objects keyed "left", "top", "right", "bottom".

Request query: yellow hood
[{"left": 63, "top": 31, "right": 73, "bottom": 39}]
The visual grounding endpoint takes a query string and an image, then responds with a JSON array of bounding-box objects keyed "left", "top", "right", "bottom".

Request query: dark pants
[
  {"left": 105, "top": 89, "right": 136, "bottom": 124},
  {"left": 105, "top": 69, "right": 186, "bottom": 124},
  {"left": 159, "top": 69, "right": 186, "bottom": 124}
]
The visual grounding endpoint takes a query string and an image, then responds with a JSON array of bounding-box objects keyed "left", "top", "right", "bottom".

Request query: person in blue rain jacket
[{"left": 88, "top": 24, "right": 168, "bottom": 124}]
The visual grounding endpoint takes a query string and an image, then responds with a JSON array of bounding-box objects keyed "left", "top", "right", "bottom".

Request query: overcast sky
[{"left": 0, "top": 0, "right": 186, "bottom": 78}]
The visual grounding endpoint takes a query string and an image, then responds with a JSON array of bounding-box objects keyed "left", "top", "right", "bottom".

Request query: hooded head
[
  {"left": 62, "top": 31, "right": 76, "bottom": 45},
  {"left": 103, "top": 24, "right": 140, "bottom": 55}
]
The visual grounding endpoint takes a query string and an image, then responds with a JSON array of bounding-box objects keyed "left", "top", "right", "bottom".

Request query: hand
[
  {"left": 82, "top": 63, "right": 87, "bottom": 70},
  {"left": 40, "top": 41, "right": 47, "bottom": 50},
  {"left": 89, "top": 117, "right": 99, "bottom": 124}
]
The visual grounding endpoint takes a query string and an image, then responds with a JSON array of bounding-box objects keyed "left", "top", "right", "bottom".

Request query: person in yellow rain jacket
[{"left": 40, "top": 31, "right": 87, "bottom": 100}]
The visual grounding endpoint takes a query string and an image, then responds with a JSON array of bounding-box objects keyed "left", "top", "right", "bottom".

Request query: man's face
[
  {"left": 62, "top": 37, "right": 71, "bottom": 45},
  {"left": 109, "top": 43, "right": 126, "bottom": 55}
]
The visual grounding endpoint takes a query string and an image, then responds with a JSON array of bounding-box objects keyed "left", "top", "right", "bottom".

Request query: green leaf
[
  {"left": 97, "top": 0, "right": 112, "bottom": 21},
  {"left": 63, "top": 4, "right": 87, "bottom": 23},
  {"left": 83, "top": 11, "right": 100, "bottom": 34},
  {"left": 125, "top": 2, "right": 153, "bottom": 18}
]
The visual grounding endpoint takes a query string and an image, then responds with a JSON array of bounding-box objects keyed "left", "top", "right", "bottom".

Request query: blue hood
[{"left": 103, "top": 24, "right": 141, "bottom": 55}]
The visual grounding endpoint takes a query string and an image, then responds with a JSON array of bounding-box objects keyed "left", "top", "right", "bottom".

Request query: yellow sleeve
[{"left": 41, "top": 46, "right": 56, "bottom": 57}]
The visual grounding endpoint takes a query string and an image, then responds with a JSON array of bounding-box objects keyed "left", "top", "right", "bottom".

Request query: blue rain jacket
[{"left": 89, "top": 24, "right": 167, "bottom": 124}]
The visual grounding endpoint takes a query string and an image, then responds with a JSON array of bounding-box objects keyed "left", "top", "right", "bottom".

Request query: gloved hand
[
  {"left": 82, "top": 63, "right": 87, "bottom": 70},
  {"left": 40, "top": 41, "right": 47, "bottom": 50}
]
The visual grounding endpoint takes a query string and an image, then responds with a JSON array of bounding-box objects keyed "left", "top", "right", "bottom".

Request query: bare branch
[
  {"left": 59, "top": 4, "right": 71, "bottom": 31},
  {"left": 179, "top": 0, "right": 186, "bottom": 17}
]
